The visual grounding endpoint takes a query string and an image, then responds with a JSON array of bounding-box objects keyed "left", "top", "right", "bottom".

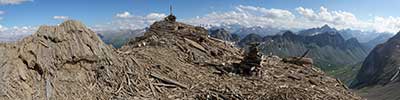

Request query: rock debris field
[{"left": 0, "top": 18, "right": 361, "bottom": 99}]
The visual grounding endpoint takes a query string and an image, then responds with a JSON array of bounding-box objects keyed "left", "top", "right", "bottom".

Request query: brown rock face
[
  {"left": 0, "top": 20, "right": 126, "bottom": 99},
  {"left": 0, "top": 19, "right": 361, "bottom": 99}
]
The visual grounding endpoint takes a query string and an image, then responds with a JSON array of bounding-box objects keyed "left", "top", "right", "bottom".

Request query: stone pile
[{"left": 237, "top": 42, "right": 262, "bottom": 75}]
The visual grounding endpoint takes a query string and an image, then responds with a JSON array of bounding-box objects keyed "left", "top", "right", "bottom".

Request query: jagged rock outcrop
[
  {"left": 0, "top": 19, "right": 361, "bottom": 99},
  {"left": 0, "top": 20, "right": 128, "bottom": 99}
]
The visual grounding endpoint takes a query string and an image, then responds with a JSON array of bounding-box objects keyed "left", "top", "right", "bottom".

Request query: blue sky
[
  {"left": 0, "top": 0, "right": 400, "bottom": 41},
  {"left": 1, "top": 0, "right": 399, "bottom": 26}
]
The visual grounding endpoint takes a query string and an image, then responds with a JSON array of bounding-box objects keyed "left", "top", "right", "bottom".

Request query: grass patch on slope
[{"left": 326, "top": 62, "right": 363, "bottom": 85}]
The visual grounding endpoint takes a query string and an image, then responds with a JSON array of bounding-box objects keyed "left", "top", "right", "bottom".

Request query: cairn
[{"left": 239, "top": 42, "right": 262, "bottom": 75}]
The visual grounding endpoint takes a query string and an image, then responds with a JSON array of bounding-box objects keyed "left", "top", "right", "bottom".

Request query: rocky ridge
[
  {"left": 350, "top": 31, "right": 400, "bottom": 100},
  {"left": 257, "top": 31, "right": 368, "bottom": 71},
  {"left": 0, "top": 18, "right": 361, "bottom": 99}
]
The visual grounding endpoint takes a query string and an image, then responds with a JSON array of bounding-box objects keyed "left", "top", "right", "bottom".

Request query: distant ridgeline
[
  {"left": 206, "top": 26, "right": 370, "bottom": 86},
  {"left": 264, "top": 31, "right": 367, "bottom": 70},
  {"left": 96, "top": 23, "right": 373, "bottom": 72},
  {"left": 220, "top": 31, "right": 364, "bottom": 71},
  {"left": 96, "top": 29, "right": 145, "bottom": 48}
]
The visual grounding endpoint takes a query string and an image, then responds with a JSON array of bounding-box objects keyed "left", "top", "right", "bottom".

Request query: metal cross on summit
[
  {"left": 165, "top": 5, "right": 176, "bottom": 22},
  {"left": 170, "top": 5, "right": 173, "bottom": 15}
]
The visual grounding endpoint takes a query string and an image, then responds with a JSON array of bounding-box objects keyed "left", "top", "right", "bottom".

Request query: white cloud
[
  {"left": 0, "top": 0, "right": 32, "bottom": 5},
  {"left": 184, "top": 5, "right": 400, "bottom": 33},
  {"left": 294, "top": 6, "right": 400, "bottom": 33},
  {"left": 53, "top": 16, "right": 69, "bottom": 20},
  {"left": 92, "top": 12, "right": 166, "bottom": 31},
  {"left": 145, "top": 13, "right": 167, "bottom": 20},
  {"left": 237, "top": 5, "right": 295, "bottom": 20},
  {"left": 0, "top": 26, "right": 37, "bottom": 42},
  {"left": 294, "top": 6, "right": 361, "bottom": 29},
  {"left": 115, "top": 12, "right": 132, "bottom": 18},
  {"left": 184, "top": 5, "right": 297, "bottom": 29},
  {"left": 92, "top": 5, "right": 400, "bottom": 33},
  {"left": 372, "top": 16, "right": 400, "bottom": 33}
]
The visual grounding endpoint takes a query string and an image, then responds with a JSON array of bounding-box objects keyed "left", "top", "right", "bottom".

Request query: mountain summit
[
  {"left": 0, "top": 17, "right": 360, "bottom": 99},
  {"left": 299, "top": 24, "right": 338, "bottom": 36},
  {"left": 321, "top": 24, "right": 333, "bottom": 31}
]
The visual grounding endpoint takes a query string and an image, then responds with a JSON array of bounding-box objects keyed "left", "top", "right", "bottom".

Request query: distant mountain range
[
  {"left": 96, "top": 25, "right": 393, "bottom": 68},
  {"left": 339, "top": 29, "right": 393, "bottom": 43},
  {"left": 209, "top": 25, "right": 369, "bottom": 70},
  {"left": 96, "top": 29, "right": 145, "bottom": 48},
  {"left": 238, "top": 30, "right": 368, "bottom": 71},
  {"left": 298, "top": 24, "right": 338, "bottom": 36},
  {"left": 210, "top": 24, "right": 392, "bottom": 47},
  {"left": 232, "top": 26, "right": 282, "bottom": 37},
  {"left": 206, "top": 24, "right": 283, "bottom": 37},
  {"left": 362, "top": 33, "right": 394, "bottom": 51},
  {"left": 298, "top": 24, "right": 393, "bottom": 47},
  {"left": 208, "top": 28, "right": 240, "bottom": 42}
]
